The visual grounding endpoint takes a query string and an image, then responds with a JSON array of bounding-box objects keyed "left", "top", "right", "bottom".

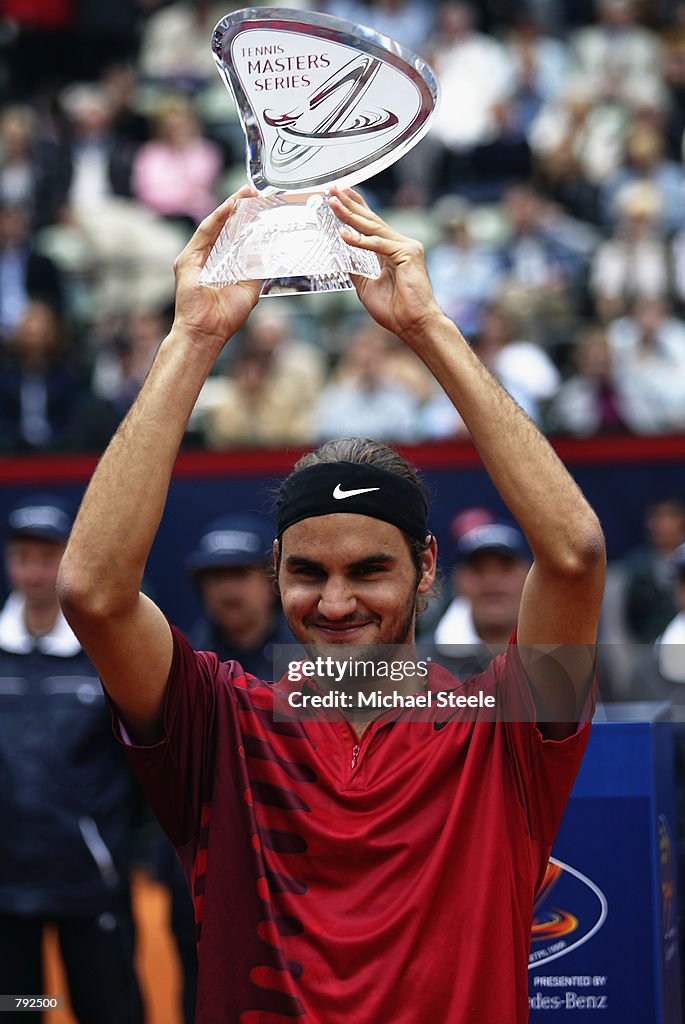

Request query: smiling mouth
[
  {"left": 314, "top": 622, "right": 372, "bottom": 630},
  {"left": 309, "top": 621, "right": 375, "bottom": 639}
]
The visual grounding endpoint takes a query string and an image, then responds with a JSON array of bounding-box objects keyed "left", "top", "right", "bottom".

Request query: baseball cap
[
  {"left": 456, "top": 522, "right": 530, "bottom": 563},
  {"left": 185, "top": 513, "right": 274, "bottom": 573},
  {"left": 6, "top": 496, "right": 73, "bottom": 544}
]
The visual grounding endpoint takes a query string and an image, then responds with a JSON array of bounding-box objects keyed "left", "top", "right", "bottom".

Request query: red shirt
[{"left": 112, "top": 627, "right": 593, "bottom": 1024}]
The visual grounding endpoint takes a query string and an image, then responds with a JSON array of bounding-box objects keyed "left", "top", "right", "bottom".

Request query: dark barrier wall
[{"left": 1, "top": 435, "right": 685, "bottom": 633}]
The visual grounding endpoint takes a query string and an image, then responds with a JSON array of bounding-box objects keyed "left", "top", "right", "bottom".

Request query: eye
[
  {"left": 290, "top": 565, "right": 325, "bottom": 579},
  {"left": 354, "top": 564, "right": 388, "bottom": 577}
]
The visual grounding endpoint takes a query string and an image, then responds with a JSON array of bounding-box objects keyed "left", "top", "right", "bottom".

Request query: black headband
[{"left": 277, "top": 462, "right": 429, "bottom": 542}]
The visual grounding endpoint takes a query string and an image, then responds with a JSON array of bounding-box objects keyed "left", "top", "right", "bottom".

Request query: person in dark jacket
[
  {"left": 0, "top": 301, "right": 85, "bottom": 453},
  {"left": 0, "top": 203, "right": 63, "bottom": 343},
  {"left": 622, "top": 497, "right": 685, "bottom": 644},
  {"left": 0, "top": 497, "right": 143, "bottom": 1024},
  {"left": 186, "top": 511, "right": 294, "bottom": 676}
]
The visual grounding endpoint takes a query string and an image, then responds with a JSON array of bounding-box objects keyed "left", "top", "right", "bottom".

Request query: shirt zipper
[{"left": 351, "top": 743, "right": 360, "bottom": 770}]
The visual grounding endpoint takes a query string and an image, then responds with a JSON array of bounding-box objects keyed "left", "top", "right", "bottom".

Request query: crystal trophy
[{"left": 200, "top": 7, "right": 439, "bottom": 296}]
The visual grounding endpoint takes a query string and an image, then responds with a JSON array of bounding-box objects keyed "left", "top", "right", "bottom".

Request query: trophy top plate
[{"left": 212, "top": 6, "right": 439, "bottom": 193}]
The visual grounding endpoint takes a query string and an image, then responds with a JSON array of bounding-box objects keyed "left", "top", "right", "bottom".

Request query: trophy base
[{"left": 199, "top": 192, "right": 380, "bottom": 297}]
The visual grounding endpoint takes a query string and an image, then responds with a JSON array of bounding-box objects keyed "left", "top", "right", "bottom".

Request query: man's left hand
[{"left": 329, "top": 187, "right": 445, "bottom": 346}]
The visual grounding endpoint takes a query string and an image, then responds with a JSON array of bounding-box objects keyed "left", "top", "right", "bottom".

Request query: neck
[
  {"left": 23, "top": 600, "right": 60, "bottom": 638},
  {"left": 473, "top": 621, "right": 511, "bottom": 647},
  {"left": 223, "top": 608, "right": 273, "bottom": 651}
]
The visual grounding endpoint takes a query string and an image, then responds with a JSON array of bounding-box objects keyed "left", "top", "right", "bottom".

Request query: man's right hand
[{"left": 172, "top": 185, "right": 262, "bottom": 351}]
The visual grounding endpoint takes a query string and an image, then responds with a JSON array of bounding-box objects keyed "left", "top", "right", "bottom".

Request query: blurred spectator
[
  {"left": 242, "top": 302, "right": 326, "bottom": 404},
  {"left": 569, "top": 0, "right": 663, "bottom": 107},
  {"left": 138, "top": 1, "right": 231, "bottom": 89},
  {"left": 312, "top": 323, "right": 421, "bottom": 442},
  {"left": 0, "top": 496, "right": 143, "bottom": 1023},
  {"left": 200, "top": 302, "right": 325, "bottom": 447},
  {"left": 468, "top": 12, "right": 574, "bottom": 192},
  {"left": 620, "top": 497, "right": 685, "bottom": 645},
  {"left": 430, "top": 521, "right": 531, "bottom": 678},
  {"left": 131, "top": 96, "right": 222, "bottom": 227},
  {"left": 417, "top": 505, "right": 497, "bottom": 639},
  {"left": 0, "top": 106, "right": 68, "bottom": 227},
  {"left": 0, "top": 301, "right": 84, "bottom": 452},
  {"left": 533, "top": 138, "right": 602, "bottom": 225},
  {"left": 100, "top": 64, "right": 152, "bottom": 148},
  {"left": 426, "top": 196, "right": 502, "bottom": 336},
  {"left": 495, "top": 183, "right": 595, "bottom": 338},
  {"left": 590, "top": 182, "right": 671, "bottom": 321},
  {"left": 201, "top": 347, "right": 313, "bottom": 447},
  {"left": 0, "top": 203, "right": 63, "bottom": 342},
  {"left": 423, "top": 2, "right": 514, "bottom": 195},
  {"left": 90, "top": 308, "right": 168, "bottom": 416},
  {"left": 505, "top": 13, "right": 569, "bottom": 105},
  {"left": 600, "top": 124, "right": 685, "bottom": 235},
  {"left": 546, "top": 325, "right": 629, "bottom": 436},
  {"left": 605, "top": 298, "right": 685, "bottom": 433},
  {"left": 60, "top": 309, "right": 167, "bottom": 450},
  {"left": 58, "top": 83, "right": 136, "bottom": 209},
  {"left": 428, "top": 2, "right": 513, "bottom": 152},
  {"left": 185, "top": 512, "right": 291, "bottom": 675}
]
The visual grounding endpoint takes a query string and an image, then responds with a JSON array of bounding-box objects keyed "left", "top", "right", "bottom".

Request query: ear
[
  {"left": 272, "top": 538, "right": 280, "bottom": 575},
  {"left": 417, "top": 534, "right": 438, "bottom": 594}
]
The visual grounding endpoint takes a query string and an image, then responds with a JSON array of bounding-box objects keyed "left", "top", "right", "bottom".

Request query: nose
[{"left": 317, "top": 576, "right": 357, "bottom": 620}]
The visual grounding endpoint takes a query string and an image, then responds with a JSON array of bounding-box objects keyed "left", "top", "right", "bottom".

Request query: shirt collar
[
  {"left": 0, "top": 591, "right": 82, "bottom": 656},
  {"left": 433, "top": 596, "right": 483, "bottom": 650}
]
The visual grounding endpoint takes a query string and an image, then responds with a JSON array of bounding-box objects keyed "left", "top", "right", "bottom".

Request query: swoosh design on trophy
[{"left": 263, "top": 54, "right": 400, "bottom": 172}]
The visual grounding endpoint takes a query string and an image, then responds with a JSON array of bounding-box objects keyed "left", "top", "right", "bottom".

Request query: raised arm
[
  {"left": 57, "top": 189, "right": 260, "bottom": 743},
  {"left": 331, "top": 187, "right": 606, "bottom": 736}
]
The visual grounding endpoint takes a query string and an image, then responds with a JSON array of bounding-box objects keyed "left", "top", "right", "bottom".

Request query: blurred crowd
[{"left": 2, "top": 0, "right": 685, "bottom": 453}]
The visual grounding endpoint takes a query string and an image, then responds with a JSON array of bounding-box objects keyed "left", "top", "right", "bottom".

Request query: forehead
[
  {"left": 6, "top": 535, "right": 65, "bottom": 556},
  {"left": 460, "top": 551, "right": 527, "bottom": 573},
  {"left": 280, "top": 513, "right": 412, "bottom": 563},
  {"left": 198, "top": 564, "right": 264, "bottom": 582}
]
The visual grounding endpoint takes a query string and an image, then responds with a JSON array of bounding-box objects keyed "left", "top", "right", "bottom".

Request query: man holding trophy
[{"left": 57, "top": 9, "right": 605, "bottom": 1023}]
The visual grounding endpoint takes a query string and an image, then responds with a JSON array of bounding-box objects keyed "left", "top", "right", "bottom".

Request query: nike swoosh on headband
[{"left": 333, "top": 484, "right": 381, "bottom": 500}]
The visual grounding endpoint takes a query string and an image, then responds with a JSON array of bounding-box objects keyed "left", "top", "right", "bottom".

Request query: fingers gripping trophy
[{"left": 199, "top": 8, "right": 439, "bottom": 296}]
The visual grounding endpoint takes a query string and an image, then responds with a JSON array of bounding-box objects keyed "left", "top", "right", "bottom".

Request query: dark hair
[{"left": 277, "top": 438, "right": 438, "bottom": 611}]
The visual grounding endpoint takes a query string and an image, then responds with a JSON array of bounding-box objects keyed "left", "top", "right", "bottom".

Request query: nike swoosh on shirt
[
  {"left": 333, "top": 484, "right": 381, "bottom": 499},
  {"left": 434, "top": 710, "right": 461, "bottom": 731}
]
